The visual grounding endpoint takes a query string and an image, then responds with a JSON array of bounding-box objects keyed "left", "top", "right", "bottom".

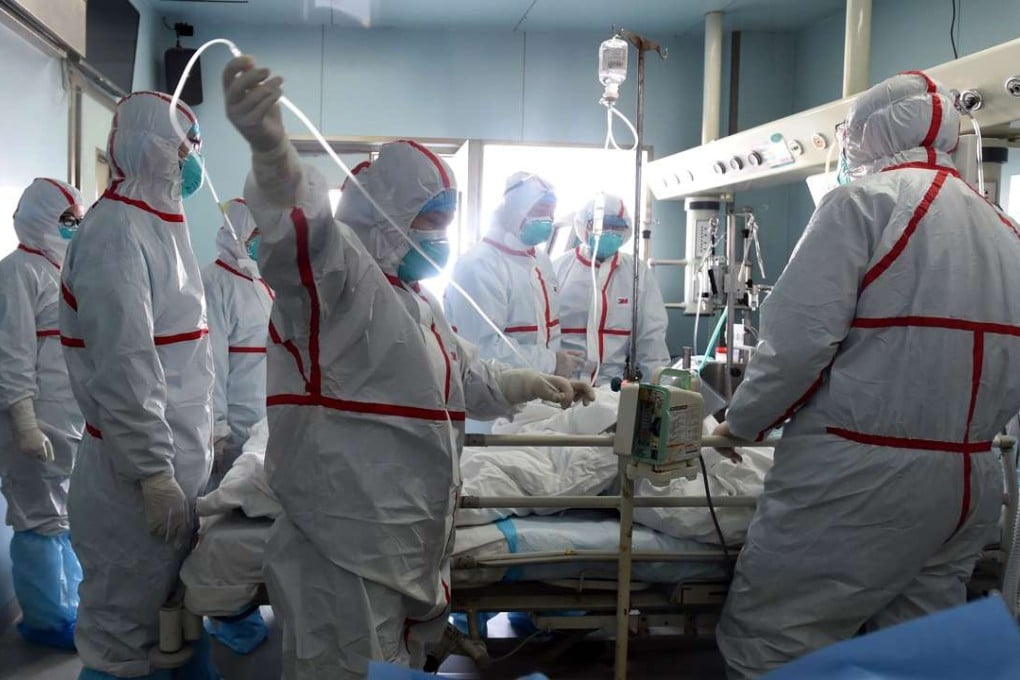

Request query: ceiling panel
[{"left": 153, "top": 0, "right": 847, "bottom": 34}]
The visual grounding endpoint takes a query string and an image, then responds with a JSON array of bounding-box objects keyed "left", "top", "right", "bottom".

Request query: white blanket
[{"left": 459, "top": 388, "right": 774, "bottom": 545}]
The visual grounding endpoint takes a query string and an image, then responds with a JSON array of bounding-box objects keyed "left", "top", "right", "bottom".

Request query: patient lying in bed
[{"left": 180, "top": 387, "right": 774, "bottom": 617}]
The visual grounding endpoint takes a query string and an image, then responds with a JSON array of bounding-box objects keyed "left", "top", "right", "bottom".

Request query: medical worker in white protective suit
[
  {"left": 446, "top": 172, "right": 578, "bottom": 375},
  {"left": 222, "top": 55, "right": 595, "bottom": 679},
  {"left": 714, "top": 71, "right": 1020, "bottom": 678},
  {"left": 60, "top": 91, "right": 219, "bottom": 679},
  {"left": 199, "top": 197, "right": 271, "bottom": 654},
  {"left": 202, "top": 198, "right": 272, "bottom": 477},
  {"left": 0, "top": 178, "right": 85, "bottom": 650},
  {"left": 553, "top": 194, "right": 670, "bottom": 385}
]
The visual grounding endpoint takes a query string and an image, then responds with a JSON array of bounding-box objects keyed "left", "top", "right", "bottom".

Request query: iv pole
[{"left": 617, "top": 29, "right": 667, "bottom": 382}]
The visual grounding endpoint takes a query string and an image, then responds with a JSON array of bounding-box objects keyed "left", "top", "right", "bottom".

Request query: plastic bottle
[{"left": 598, "top": 36, "right": 628, "bottom": 103}]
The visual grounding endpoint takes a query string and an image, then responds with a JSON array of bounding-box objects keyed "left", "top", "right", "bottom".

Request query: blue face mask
[
  {"left": 588, "top": 231, "right": 625, "bottom": 260},
  {"left": 180, "top": 151, "right": 205, "bottom": 199},
  {"left": 398, "top": 237, "right": 450, "bottom": 282},
  {"left": 58, "top": 214, "right": 80, "bottom": 241},
  {"left": 836, "top": 152, "right": 851, "bottom": 186},
  {"left": 246, "top": 235, "right": 260, "bottom": 261},
  {"left": 520, "top": 218, "right": 553, "bottom": 246}
]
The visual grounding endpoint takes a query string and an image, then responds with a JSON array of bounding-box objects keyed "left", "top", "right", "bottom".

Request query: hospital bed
[{"left": 167, "top": 402, "right": 1019, "bottom": 680}]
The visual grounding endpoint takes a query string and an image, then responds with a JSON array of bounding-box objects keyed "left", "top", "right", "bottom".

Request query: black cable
[
  {"left": 950, "top": 0, "right": 959, "bottom": 59},
  {"left": 699, "top": 452, "right": 733, "bottom": 578}
]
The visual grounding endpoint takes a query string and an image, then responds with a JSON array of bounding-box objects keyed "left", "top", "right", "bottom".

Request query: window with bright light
[
  {"left": 477, "top": 144, "right": 649, "bottom": 261},
  {"left": 312, "top": 140, "right": 648, "bottom": 301}
]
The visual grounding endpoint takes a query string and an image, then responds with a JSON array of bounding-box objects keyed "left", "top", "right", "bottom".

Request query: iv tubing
[{"left": 167, "top": 39, "right": 529, "bottom": 366}]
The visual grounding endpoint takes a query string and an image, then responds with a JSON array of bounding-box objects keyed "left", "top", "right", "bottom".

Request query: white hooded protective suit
[
  {"left": 445, "top": 172, "right": 561, "bottom": 373},
  {"left": 201, "top": 198, "right": 272, "bottom": 465},
  {"left": 0, "top": 178, "right": 84, "bottom": 534},
  {"left": 60, "top": 92, "right": 215, "bottom": 676},
  {"left": 552, "top": 194, "right": 670, "bottom": 384},
  {"left": 0, "top": 178, "right": 84, "bottom": 649},
  {"left": 716, "top": 71, "right": 1020, "bottom": 678},
  {"left": 244, "top": 139, "right": 515, "bottom": 678}
]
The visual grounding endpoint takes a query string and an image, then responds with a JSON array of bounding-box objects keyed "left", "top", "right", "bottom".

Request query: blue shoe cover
[
  {"left": 17, "top": 617, "right": 76, "bottom": 650},
  {"left": 205, "top": 609, "right": 268, "bottom": 655},
  {"left": 11, "top": 530, "right": 79, "bottom": 650}
]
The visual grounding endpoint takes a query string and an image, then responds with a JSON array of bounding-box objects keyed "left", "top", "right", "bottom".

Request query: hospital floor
[{"left": 0, "top": 609, "right": 728, "bottom": 679}]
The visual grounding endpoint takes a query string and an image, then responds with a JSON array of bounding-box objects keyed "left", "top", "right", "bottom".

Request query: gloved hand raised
[
  {"left": 9, "top": 398, "right": 54, "bottom": 462},
  {"left": 496, "top": 369, "right": 596, "bottom": 409},
  {"left": 140, "top": 472, "right": 192, "bottom": 548},
  {"left": 554, "top": 350, "right": 585, "bottom": 378},
  {"left": 222, "top": 56, "right": 286, "bottom": 154}
]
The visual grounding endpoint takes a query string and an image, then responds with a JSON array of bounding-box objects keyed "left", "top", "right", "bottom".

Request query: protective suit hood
[
  {"left": 215, "top": 198, "right": 258, "bottom": 270},
  {"left": 573, "top": 193, "right": 633, "bottom": 257},
  {"left": 843, "top": 71, "right": 960, "bottom": 178},
  {"left": 13, "top": 178, "right": 83, "bottom": 266},
  {"left": 335, "top": 141, "right": 455, "bottom": 275},
  {"left": 488, "top": 172, "right": 556, "bottom": 250},
  {"left": 107, "top": 91, "right": 198, "bottom": 214}
]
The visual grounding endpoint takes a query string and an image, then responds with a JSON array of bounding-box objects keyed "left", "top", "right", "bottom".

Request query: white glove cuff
[
  {"left": 9, "top": 397, "right": 38, "bottom": 435},
  {"left": 252, "top": 141, "right": 302, "bottom": 208}
]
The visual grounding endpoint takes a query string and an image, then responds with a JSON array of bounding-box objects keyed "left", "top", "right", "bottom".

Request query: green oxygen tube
[{"left": 698, "top": 307, "right": 728, "bottom": 375}]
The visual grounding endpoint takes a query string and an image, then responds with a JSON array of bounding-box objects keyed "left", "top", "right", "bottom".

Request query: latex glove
[
  {"left": 496, "top": 369, "right": 576, "bottom": 409},
  {"left": 712, "top": 421, "right": 743, "bottom": 464},
  {"left": 140, "top": 473, "right": 192, "bottom": 548},
  {"left": 570, "top": 380, "right": 597, "bottom": 407},
  {"left": 222, "top": 56, "right": 286, "bottom": 154},
  {"left": 554, "top": 350, "right": 585, "bottom": 378},
  {"left": 9, "top": 398, "right": 54, "bottom": 462}
]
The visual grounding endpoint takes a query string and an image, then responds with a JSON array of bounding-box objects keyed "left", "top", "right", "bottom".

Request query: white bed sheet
[{"left": 180, "top": 510, "right": 732, "bottom": 617}]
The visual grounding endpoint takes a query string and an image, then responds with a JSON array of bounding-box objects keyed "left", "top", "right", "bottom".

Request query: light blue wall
[{"left": 160, "top": 24, "right": 707, "bottom": 354}]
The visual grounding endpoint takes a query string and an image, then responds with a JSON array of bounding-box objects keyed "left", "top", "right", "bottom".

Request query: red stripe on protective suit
[
  {"left": 60, "top": 336, "right": 85, "bottom": 348},
  {"left": 216, "top": 259, "right": 253, "bottom": 281},
  {"left": 482, "top": 238, "right": 534, "bottom": 257},
  {"left": 757, "top": 373, "right": 826, "bottom": 441},
  {"left": 291, "top": 208, "right": 322, "bottom": 394},
  {"left": 267, "top": 393, "right": 464, "bottom": 422},
  {"left": 534, "top": 267, "right": 554, "bottom": 346},
  {"left": 428, "top": 323, "right": 452, "bottom": 402},
  {"left": 401, "top": 140, "right": 451, "bottom": 189},
  {"left": 882, "top": 162, "right": 960, "bottom": 177},
  {"left": 229, "top": 346, "right": 267, "bottom": 354},
  {"left": 593, "top": 253, "right": 621, "bottom": 383},
  {"left": 340, "top": 160, "right": 371, "bottom": 190},
  {"left": 504, "top": 325, "right": 539, "bottom": 333},
  {"left": 827, "top": 427, "right": 992, "bottom": 454},
  {"left": 18, "top": 244, "right": 60, "bottom": 271},
  {"left": 268, "top": 320, "right": 309, "bottom": 391},
  {"left": 36, "top": 330, "right": 59, "bottom": 338},
  {"left": 901, "top": 70, "right": 937, "bottom": 92},
  {"left": 102, "top": 189, "right": 184, "bottom": 223},
  {"left": 953, "top": 331, "right": 985, "bottom": 533},
  {"left": 61, "top": 283, "right": 78, "bottom": 310},
  {"left": 922, "top": 94, "right": 943, "bottom": 148},
  {"left": 853, "top": 315, "right": 1020, "bottom": 337},
  {"left": 85, "top": 422, "right": 102, "bottom": 439},
  {"left": 41, "top": 178, "right": 76, "bottom": 206},
  {"left": 153, "top": 328, "right": 208, "bottom": 345},
  {"left": 860, "top": 171, "right": 948, "bottom": 291}
]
